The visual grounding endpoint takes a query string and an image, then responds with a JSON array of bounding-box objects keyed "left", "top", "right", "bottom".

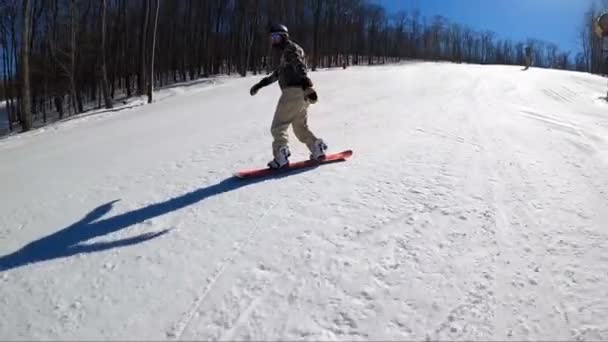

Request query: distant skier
[
  {"left": 249, "top": 24, "right": 327, "bottom": 169},
  {"left": 523, "top": 46, "right": 532, "bottom": 70}
]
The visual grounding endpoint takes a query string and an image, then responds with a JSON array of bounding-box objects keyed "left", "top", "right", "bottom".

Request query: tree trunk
[
  {"left": 244, "top": 0, "right": 259, "bottom": 77},
  {"left": 312, "top": 0, "right": 321, "bottom": 71},
  {"left": 123, "top": 0, "right": 132, "bottom": 97},
  {"left": 4, "top": 71, "right": 13, "bottom": 132},
  {"left": 148, "top": 0, "right": 160, "bottom": 103},
  {"left": 20, "top": 0, "right": 33, "bottom": 131},
  {"left": 69, "top": 0, "right": 81, "bottom": 115},
  {"left": 100, "top": 0, "right": 112, "bottom": 108},
  {"left": 138, "top": 0, "right": 150, "bottom": 96},
  {"left": 1, "top": 21, "right": 13, "bottom": 131}
]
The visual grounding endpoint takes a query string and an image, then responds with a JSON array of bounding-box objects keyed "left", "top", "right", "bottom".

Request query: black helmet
[{"left": 269, "top": 23, "right": 289, "bottom": 35}]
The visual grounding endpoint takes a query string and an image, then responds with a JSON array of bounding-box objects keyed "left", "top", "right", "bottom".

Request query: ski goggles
[{"left": 270, "top": 33, "right": 285, "bottom": 43}]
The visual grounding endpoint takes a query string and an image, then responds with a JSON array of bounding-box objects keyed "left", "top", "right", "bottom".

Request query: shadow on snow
[{"left": 0, "top": 163, "right": 327, "bottom": 272}]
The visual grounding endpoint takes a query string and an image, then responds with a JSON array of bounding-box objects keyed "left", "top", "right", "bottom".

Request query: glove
[
  {"left": 250, "top": 83, "right": 261, "bottom": 96},
  {"left": 304, "top": 87, "right": 318, "bottom": 104}
]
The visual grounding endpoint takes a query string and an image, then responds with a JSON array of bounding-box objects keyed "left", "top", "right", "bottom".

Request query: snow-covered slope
[{"left": 1, "top": 62, "right": 607, "bottom": 340}]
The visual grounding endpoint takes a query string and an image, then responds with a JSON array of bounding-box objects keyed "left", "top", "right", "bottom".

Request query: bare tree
[
  {"left": 312, "top": 0, "right": 322, "bottom": 71},
  {"left": 100, "top": 0, "right": 112, "bottom": 109},
  {"left": 20, "top": 0, "right": 33, "bottom": 131},
  {"left": 69, "top": 0, "right": 82, "bottom": 114},
  {"left": 138, "top": 0, "right": 150, "bottom": 96},
  {"left": 148, "top": 0, "right": 160, "bottom": 103},
  {"left": 580, "top": 10, "right": 593, "bottom": 72}
]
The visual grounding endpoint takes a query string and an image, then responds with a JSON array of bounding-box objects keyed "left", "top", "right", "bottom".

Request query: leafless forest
[{"left": 0, "top": 0, "right": 607, "bottom": 134}]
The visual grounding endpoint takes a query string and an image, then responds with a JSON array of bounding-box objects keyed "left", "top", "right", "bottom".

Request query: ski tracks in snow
[
  {"left": 166, "top": 200, "right": 279, "bottom": 340},
  {"left": 471, "top": 81, "right": 565, "bottom": 339},
  {"left": 473, "top": 73, "right": 608, "bottom": 340}
]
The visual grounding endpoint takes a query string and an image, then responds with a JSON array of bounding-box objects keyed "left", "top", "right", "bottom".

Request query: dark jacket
[{"left": 258, "top": 40, "right": 313, "bottom": 90}]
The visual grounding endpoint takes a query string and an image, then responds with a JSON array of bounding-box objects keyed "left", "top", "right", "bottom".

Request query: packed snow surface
[{"left": 1, "top": 62, "right": 607, "bottom": 340}]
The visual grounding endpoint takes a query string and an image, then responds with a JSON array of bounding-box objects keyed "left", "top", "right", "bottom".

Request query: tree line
[
  {"left": 578, "top": 0, "right": 608, "bottom": 75},
  {"left": 1, "top": 0, "right": 577, "bottom": 134}
]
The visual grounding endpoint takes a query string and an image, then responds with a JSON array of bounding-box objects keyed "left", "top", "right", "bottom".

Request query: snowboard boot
[
  {"left": 309, "top": 139, "right": 328, "bottom": 161},
  {"left": 268, "top": 145, "right": 291, "bottom": 169}
]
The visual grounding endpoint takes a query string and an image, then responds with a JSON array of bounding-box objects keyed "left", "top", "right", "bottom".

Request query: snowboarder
[{"left": 249, "top": 24, "right": 327, "bottom": 169}]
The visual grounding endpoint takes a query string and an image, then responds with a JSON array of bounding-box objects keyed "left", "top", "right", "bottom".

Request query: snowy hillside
[{"left": 1, "top": 62, "right": 607, "bottom": 340}]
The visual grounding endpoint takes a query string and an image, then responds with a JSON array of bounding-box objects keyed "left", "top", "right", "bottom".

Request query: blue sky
[{"left": 377, "top": 0, "right": 595, "bottom": 54}]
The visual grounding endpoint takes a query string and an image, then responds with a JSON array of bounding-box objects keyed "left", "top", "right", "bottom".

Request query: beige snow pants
[{"left": 271, "top": 87, "right": 318, "bottom": 158}]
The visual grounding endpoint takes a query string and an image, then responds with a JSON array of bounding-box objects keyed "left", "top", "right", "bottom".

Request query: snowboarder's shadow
[{"left": 0, "top": 165, "right": 320, "bottom": 272}]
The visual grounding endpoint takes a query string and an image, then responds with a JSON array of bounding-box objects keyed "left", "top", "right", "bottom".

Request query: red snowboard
[{"left": 234, "top": 150, "right": 353, "bottom": 179}]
